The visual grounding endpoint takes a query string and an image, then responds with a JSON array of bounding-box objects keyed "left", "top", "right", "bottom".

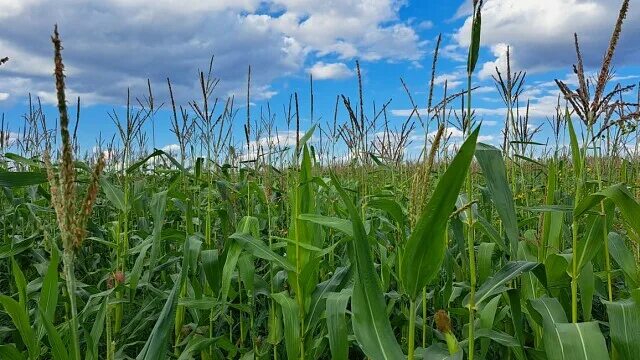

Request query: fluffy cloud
[
  {"left": 307, "top": 62, "right": 354, "bottom": 80},
  {"left": 454, "top": 0, "right": 640, "bottom": 74},
  {"left": 0, "top": 0, "right": 424, "bottom": 107}
]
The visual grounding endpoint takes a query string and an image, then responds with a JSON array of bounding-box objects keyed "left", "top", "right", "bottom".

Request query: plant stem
[
  {"left": 408, "top": 299, "right": 417, "bottom": 360},
  {"left": 63, "top": 251, "right": 81, "bottom": 360}
]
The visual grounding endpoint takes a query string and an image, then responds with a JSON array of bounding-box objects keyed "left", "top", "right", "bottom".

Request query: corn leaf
[
  {"left": 331, "top": 172, "right": 404, "bottom": 359},
  {"left": 401, "top": 127, "right": 480, "bottom": 299},
  {"left": 604, "top": 298, "right": 640, "bottom": 360}
]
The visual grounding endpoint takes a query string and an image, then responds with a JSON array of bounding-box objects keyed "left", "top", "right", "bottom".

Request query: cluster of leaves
[{"left": 1, "top": 116, "right": 640, "bottom": 360}]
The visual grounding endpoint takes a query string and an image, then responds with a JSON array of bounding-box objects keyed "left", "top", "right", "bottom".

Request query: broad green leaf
[
  {"left": 402, "top": 127, "right": 480, "bottom": 299},
  {"left": 0, "top": 345, "right": 25, "bottom": 360},
  {"left": 272, "top": 292, "right": 300, "bottom": 360},
  {"left": 298, "top": 213, "right": 354, "bottom": 238},
  {"left": 0, "top": 295, "right": 39, "bottom": 359},
  {"left": 475, "top": 142, "right": 519, "bottom": 257},
  {"left": 530, "top": 297, "right": 569, "bottom": 360},
  {"left": 507, "top": 288, "right": 525, "bottom": 346},
  {"left": 38, "top": 250, "right": 59, "bottom": 340},
  {"left": 100, "top": 177, "right": 128, "bottom": 212},
  {"left": 478, "top": 242, "right": 496, "bottom": 283},
  {"left": 604, "top": 298, "right": 640, "bottom": 360},
  {"left": 553, "top": 322, "right": 609, "bottom": 360},
  {"left": 608, "top": 232, "right": 639, "bottom": 288},
  {"left": 11, "top": 258, "right": 27, "bottom": 308},
  {"left": 567, "top": 118, "right": 582, "bottom": 178},
  {"left": 202, "top": 249, "right": 221, "bottom": 294},
  {"left": 85, "top": 299, "right": 107, "bottom": 360},
  {"left": 0, "top": 171, "right": 47, "bottom": 187},
  {"left": 288, "top": 144, "right": 320, "bottom": 309},
  {"left": 128, "top": 242, "right": 151, "bottom": 296},
  {"left": 417, "top": 343, "right": 463, "bottom": 360},
  {"left": 38, "top": 308, "right": 69, "bottom": 360},
  {"left": 306, "top": 266, "right": 351, "bottom": 333},
  {"left": 326, "top": 290, "right": 352, "bottom": 360},
  {"left": 331, "top": 173, "right": 404, "bottom": 359},
  {"left": 176, "top": 336, "right": 218, "bottom": 360},
  {"left": 574, "top": 204, "right": 612, "bottom": 275},
  {"left": 578, "top": 262, "right": 594, "bottom": 321},
  {"left": 368, "top": 197, "right": 405, "bottom": 228},
  {"left": 231, "top": 232, "right": 295, "bottom": 272},
  {"left": 298, "top": 124, "right": 317, "bottom": 152},
  {"left": 465, "top": 261, "right": 539, "bottom": 307},
  {"left": 220, "top": 242, "right": 242, "bottom": 304},
  {"left": 574, "top": 183, "right": 640, "bottom": 238}
]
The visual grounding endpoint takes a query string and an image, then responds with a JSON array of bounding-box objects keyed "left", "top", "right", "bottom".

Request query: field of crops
[{"left": 2, "top": 1, "right": 640, "bottom": 360}]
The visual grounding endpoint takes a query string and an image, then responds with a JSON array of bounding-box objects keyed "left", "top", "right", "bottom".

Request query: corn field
[{"left": 1, "top": 1, "right": 640, "bottom": 359}]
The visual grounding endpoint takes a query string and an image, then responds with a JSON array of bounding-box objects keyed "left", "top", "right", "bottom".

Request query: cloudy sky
[{"left": 0, "top": 0, "right": 639, "bottom": 154}]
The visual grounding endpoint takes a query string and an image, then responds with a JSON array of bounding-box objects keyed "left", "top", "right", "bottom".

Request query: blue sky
[{"left": 1, "top": 0, "right": 639, "bottom": 158}]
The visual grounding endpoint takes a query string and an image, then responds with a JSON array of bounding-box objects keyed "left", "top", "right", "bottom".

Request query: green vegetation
[{"left": 1, "top": 1, "right": 640, "bottom": 359}]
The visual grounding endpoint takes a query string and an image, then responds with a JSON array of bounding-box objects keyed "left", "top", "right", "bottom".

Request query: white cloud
[
  {"left": 478, "top": 43, "right": 511, "bottom": 80},
  {"left": 239, "top": 129, "right": 308, "bottom": 161},
  {"left": 0, "top": 0, "right": 425, "bottom": 106},
  {"left": 417, "top": 20, "right": 434, "bottom": 30},
  {"left": 454, "top": 0, "right": 640, "bottom": 73},
  {"left": 433, "top": 71, "right": 464, "bottom": 89},
  {"left": 161, "top": 144, "right": 181, "bottom": 153},
  {"left": 308, "top": 62, "right": 354, "bottom": 80},
  {"left": 0, "top": 92, "right": 9, "bottom": 101}
]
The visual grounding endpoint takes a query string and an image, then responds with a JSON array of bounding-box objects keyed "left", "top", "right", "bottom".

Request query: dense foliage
[{"left": 2, "top": 1, "right": 640, "bottom": 359}]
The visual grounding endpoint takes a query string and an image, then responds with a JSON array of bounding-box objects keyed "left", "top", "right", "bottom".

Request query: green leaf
[
  {"left": 298, "top": 125, "right": 317, "bottom": 152},
  {"left": 38, "top": 250, "right": 59, "bottom": 340},
  {"left": 148, "top": 190, "right": 168, "bottom": 279},
  {"left": 574, "top": 203, "right": 613, "bottom": 274},
  {"left": 0, "top": 345, "right": 26, "bottom": 360},
  {"left": 475, "top": 142, "right": 519, "bottom": 257},
  {"left": 272, "top": 292, "right": 300, "bottom": 360},
  {"left": 326, "top": 290, "right": 352, "bottom": 360},
  {"left": 608, "top": 232, "right": 639, "bottom": 288},
  {"left": 368, "top": 197, "right": 405, "bottom": 228},
  {"left": 0, "top": 171, "right": 47, "bottom": 187},
  {"left": 578, "top": 262, "right": 594, "bottom": 322},
  {"left": 126, "top": 148, "right": 188, "bottom": 174},
  {"left": 465, "top": 261, "right": 539, "bottom": 308},
  {"left": 0, "top": 295, "right": 39, "bottom": 359},
  {"left": 202, "top": 249, "right": 221, "bottom": 295},
  {"left": 402, "top": 127, "right": 480, "bottom": 299},
  {"left": 298, "top": 213, "right": 354, "bottom": 237},
  {"left": 100, "top": 177, "right": 128, "bottom": 212},
  {"left": 604, "top": 298, "right": 640, "bottom": 360},
  {"left": 11, "top": 258, "right": 27, "bottom": 308},
  {"left": 478, "top": 242, "right": 496, "bottom": 283},
  {"left": 306, "top": 266, "right": 351, "bottom": 333},
  {"left": 38, "top": 308, "right": 70, "bottom": 360},
  {"left": 230, "top": 232, "right": 295, "bottom": 272},
  {"left": 220, "top": 242, "right": 242, "bottom": 304},
  {"left": 553, "top": 322, "right": 609, "bottom": 360},
  {"left": 331, "top": 173, "right": 404, "bottom": 359},
  {"left": 567, "top": 118, "right": 582, "bottom": 178},
  {"left": 575, "top": 184, "right": 640, "bottom": 239},
  {"left": 417, "top": 343, "right": 463, "bottom": 360},
  {"left": 136, "top": 236, "right": 201, "bottom": 360},
  {"left": 176, "top": 336, "right": 218, "bottom": 360},
  {"left": 530, "top": 297, "right": 571, "bottom": 360}
]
